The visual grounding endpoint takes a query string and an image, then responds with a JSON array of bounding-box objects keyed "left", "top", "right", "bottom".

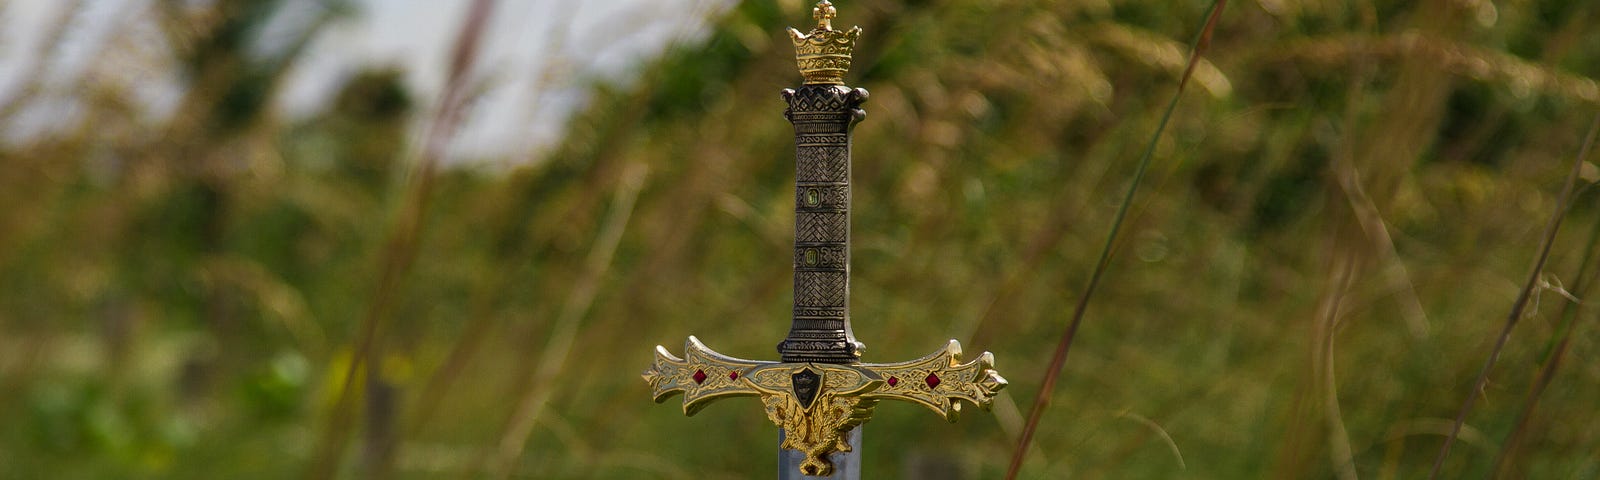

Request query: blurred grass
[{"left": 3, "top": 0, "right": 1600, "bottom": 478}]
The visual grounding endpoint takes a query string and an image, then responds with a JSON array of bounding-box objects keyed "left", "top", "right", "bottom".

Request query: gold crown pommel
[{"left": 786, "top": 1, "right": 861, "bottom": 85}]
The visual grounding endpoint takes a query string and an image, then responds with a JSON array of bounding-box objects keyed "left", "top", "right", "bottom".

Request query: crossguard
[{"left": 642, "top": 336, "right": 1007, "bottom": 476}]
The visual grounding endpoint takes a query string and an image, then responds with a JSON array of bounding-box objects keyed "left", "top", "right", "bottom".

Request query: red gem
[
  {"left": 925, "top": 372, "right": 941, "bottom": 389},
  {"left": 728, "top": 371, "right": 740, "bottom": 381},
  {"left": 887, "top": 376, "right": 899, "bottom": 387},
  {"left": 692, "top": 370, "right": 707, "bottom": 384}
]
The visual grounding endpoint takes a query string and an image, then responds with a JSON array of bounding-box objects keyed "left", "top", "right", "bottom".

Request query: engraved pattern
[
  {"left": 861, "top": 340, "right": 1008, "bottom": 421},
  {"left": 794, "top": 307, "right": 844, "bottom": 318},
  {"left": 795, "top": 271, "right": 845, "bottom": 307},
  {"left": 796, "top": 146, "right": 848, "bottom": 183},
  {"left": 796, "top": 134, "right": 847, "bottom": 145},
  {"left": 787, "top": 85, "right": 854, "bottom": 112},
  {"left": 795, "top": 212, "right": 846, "bottom": 243},
  {"left": 785, "top": 0, "right": 861, "bottom": 85},
  {"left": 781, "top": 340, "right": 850, "bottom": 352},
  {"left": 644, "top": 337, "right": 1006, "bottom": 475},
  {"left": 748, "top": 363, "right": 882, "bottom": 476},
  {"left": 793, "top": 121, "right": 848, "bottom": 134},
  {"left": 794, "top": 56, "right": 853, "bottom": 84},
  {"left": 796, "top": 185, "right": 849, "bottom": 211},
  {"left": 794, "top": 244, "right": 845, "bottom": 269},
  {"left": 646, "top": 339, "right": 883, "bottom": 477},
  {"left": 784, "top": 328, "right": 846, "bottom": 339},
  {"left": 643, "top": 337, "right": 771, "bottom": 415},
  {"left": 781, "top": 84, "right": 863, "bottom": 366},
  {"left": 791, "top": 112, "right": 853, "bottom": 122}
]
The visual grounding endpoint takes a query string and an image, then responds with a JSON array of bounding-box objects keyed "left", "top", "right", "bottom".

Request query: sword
[{"left": 642, "top": 1, "right": 1007, "bottom": 477}]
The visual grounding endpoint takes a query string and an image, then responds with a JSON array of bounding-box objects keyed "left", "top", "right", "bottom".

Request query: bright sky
[{"left": 0, "top": 0, "right": 732, "bottom": 162}]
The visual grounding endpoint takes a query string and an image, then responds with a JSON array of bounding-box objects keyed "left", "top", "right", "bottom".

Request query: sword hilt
[
  {"left": 779, "top": 84, "right": 869, "bottom": 364},
  {"left": 644, "top": 3, "right": 1007, "bottom": 477}
]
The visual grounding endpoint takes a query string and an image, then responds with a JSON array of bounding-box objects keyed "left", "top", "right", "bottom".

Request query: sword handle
[{"left": 778, "top": 85, "right": 869, "bottom": 364}]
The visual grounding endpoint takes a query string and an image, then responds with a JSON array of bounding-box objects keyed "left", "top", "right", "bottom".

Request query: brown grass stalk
[
  {"left": 1427, "top": 112, "right": 1600, "bottom": 478},
  {"left": 1303, "top": 17, "right": 1378, "bottom": 476},
  {"left": 1315, "top": 256, "right": 1359, "bottom": 480},
  {"left": 481, "top": 161, "right": 648, "bottom": 480},
  {"left": 1489, "top": 190, "right": 1600, "bottom": 478},
  {"left": 1002, "top": 2, "right": 1227, "bottom": 478},
  {"left": 303, "top": 1, "right": 497, "bottom": 478},
  {"left": 407, "top": 0, "right": 583, "bottom": 437}
]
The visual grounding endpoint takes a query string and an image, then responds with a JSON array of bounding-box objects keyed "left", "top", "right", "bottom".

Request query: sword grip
[{"left": 778, "top": 85, "right": 868, "bottom": 364}]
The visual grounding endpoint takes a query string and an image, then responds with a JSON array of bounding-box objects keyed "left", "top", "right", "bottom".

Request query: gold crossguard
[{"left": 642, "top": 336, "right": 1007, "bottom": 476}]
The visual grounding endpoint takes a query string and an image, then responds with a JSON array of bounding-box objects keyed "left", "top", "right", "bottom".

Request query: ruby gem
[
  {"left": 729, "top": 371, "right": 740, "bottom": 381},
  {"left": 887, "top": 376, "right": 899, "bottom": 387},
  {"left": 925, "top": 372, "right": 941, "bottom": 389},
  {"left": 692, "top": 369, "right": 707, "bottom": 384}
]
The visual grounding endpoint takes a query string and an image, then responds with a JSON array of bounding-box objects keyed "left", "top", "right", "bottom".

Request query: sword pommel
[{"left": 787, "top": 0, "right": 860, "bottom": 85}]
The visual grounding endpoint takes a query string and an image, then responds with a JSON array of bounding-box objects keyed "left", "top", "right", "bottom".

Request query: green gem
[{"left": 804, "top": 189, "right": 821, "bottom": 206}]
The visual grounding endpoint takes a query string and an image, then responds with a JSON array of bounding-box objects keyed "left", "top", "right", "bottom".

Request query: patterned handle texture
[{"left": 778, "top": 84, "right": 869, "bottom": 364}]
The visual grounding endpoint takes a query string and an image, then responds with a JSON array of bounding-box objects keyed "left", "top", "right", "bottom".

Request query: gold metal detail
[
  {"left": 644, "top": 336, "right": 1008, "bottom": 476},
  {"left": 748, "top": 363, "right": 881, "bottom": 476},
  {"left": 787, "top": 1, "right": 861, "bottom": 85},
  {"left": 643, "top": 336, "right": 766, "bottom": 415},
  {"left": 863, "top": 340, "right": 1007, "bottom": 421}
]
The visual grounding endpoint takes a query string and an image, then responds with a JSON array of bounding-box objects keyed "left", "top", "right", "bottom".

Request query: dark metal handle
[{"left": 778, "top": 84, "right": 869, "bottom": 364}]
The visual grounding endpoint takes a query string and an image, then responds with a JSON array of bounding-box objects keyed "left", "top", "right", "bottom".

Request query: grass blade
[
  {"left": 481, "top": 162, "right": 648, "bottom": 480},
  {"left": 1002, "top": 2, "right": 1227, "bottom": 478},
  {"left": 1427, "top": 112, "right": 1600, "bottom": 478},
  {"left": 1489, "top": 201, "right": 1600, "bottom": 478},
  {"left": 303, "top": 1, "right": 498, "bottom": 478}
]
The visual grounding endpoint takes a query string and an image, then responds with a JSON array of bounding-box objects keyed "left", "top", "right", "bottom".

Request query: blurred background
[{"left": 2, "top": 0, "right": 1599, "bottom": 478}]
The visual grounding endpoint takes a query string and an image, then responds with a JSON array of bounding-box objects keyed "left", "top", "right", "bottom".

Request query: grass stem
[
  {"left": 1427, "top": 112, "right": 1600, "bottom": 478},
  {"left": 1488, "top": 179, "right": 1600, "bottom": 478},
  {"left": 1002, "top": 2, "right": 1227, "bottom": 478},
  {"left": 303, "top": 1, "right": 497, "bottom": 477}
]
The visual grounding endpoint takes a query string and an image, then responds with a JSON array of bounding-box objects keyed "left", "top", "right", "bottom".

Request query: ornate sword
[{"left": 642, "top": 2, "right": 1007, "bottom": 477}]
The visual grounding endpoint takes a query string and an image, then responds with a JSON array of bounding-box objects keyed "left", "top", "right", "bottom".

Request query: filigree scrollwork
[
  {"left": 642, "top": 336, "right": 770, "bottom": 415},
  {"left": 862, "top": 340, "right": 1008, "bottom": 421},
  {"left": 746, "top": 363, "right": 882, "bottom": 476},
  {"left": 645, "top": 337, "right": 888, "bottom": 476},
  {"left": 645, "top": 336, "right": 1005, "bottom": 477}
]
